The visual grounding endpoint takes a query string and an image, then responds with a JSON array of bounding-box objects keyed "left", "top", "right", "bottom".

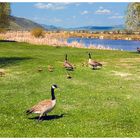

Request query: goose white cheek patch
[{"left": 52, "top": 86, "right": 56, "bottom": 89}]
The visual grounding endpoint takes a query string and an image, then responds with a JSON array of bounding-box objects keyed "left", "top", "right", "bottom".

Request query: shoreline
[
  {"left": 0, "top": 31, "right": 119, "bottom": 51},
  {"left": 1, "top": 31, "right": 139, "bottom": 51}
]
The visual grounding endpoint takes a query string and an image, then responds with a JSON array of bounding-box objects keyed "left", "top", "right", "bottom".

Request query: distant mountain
[
  {"left": 41, "top": 24, "right": 62, "bottom": 31},
  {"left": 41, "top": 24, "right": 124, "bottom": 31},
  {"left": 9, "top": 16, "right": 44, "bottom": 31},
  {"left": 8, "top": 16, "right": 124, "bottom": 32},
  {"left": 69, "top": 25, "right": 124, "bottom": 31}
]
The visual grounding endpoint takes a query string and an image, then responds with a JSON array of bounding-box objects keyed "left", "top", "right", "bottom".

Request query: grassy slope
[
  {"left": 9, "top": 16, "right": 44, "bottom": 30},
  {"left": 0, "top": 42, "right": 140, "bottom": 137}
]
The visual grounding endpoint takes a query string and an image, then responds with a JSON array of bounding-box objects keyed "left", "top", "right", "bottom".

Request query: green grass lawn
[{"left": 0, "top": 41, "right": 140, "bottom": 137}]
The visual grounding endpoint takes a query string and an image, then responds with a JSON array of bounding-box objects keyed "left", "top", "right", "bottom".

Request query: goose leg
[
  {"left": 38, "top": 113, "right": 43, "bottom": 122},
  {"left": 93, "top": 67, "right": 96, "bottom": 70}
]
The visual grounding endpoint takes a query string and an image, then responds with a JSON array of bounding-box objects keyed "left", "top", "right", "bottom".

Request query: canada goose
[
  {"left": 48, "top": 65, "right": 54, "bottom": 72},
  {"left": 81, "top": 62, "right": 88, "bottom": 67},
  {"left": 137, "top": 47, "right": 140, "bottom": 53},
  {"left": 26, "top": 84, "right": 58, "bottom": 121},
  {"left": 66, "top": 72, "right": 72, "bottom": 79},
  {"left": 0, "top": 69, "right": 5, "bottom": 77},
  {"left": 88, "top": 53, "right": 102, "bottom": 69},
  {"left": 37, "top": 66, "right": 43, "bottom": 72},
  {"left": 63, "top": 54, "right": 74, "bottom": 71},
  {"left": 73, "top": 64, "right": 76, "bottom": 69}
]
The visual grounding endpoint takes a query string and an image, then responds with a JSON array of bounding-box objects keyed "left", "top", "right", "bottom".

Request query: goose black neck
[
  {"left": 89, "top": 53, "right": 91, "bottom": 59},
  {"left": 51, "top": 87, "right": 55, "bottom": 100},
  {"left": 65, "top": 54, "right": 67, "bottom": 60}
]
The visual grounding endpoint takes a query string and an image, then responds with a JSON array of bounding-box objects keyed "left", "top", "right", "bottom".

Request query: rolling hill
[
  {"left": 41, "top": 24, "right": 61, "bottom": 31},
  {"left": 9, "top": 16, "right": 44, "bottom": 31}
]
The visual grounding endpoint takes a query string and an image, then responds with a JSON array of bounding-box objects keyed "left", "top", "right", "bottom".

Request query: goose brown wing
[
  {"left": 64, "top": 61, "right": 73, "bottom": 69},
  {"left": 26, "top": 100, "right": 53, "bottom": 114},
  {"left": 93, "top": 61, "right": 102, "bottom": 66},
  {"left": 89, "top": 60, "right": 102, "bottom": 67},
  {"left": 88, "top": 60, "right": 96, "bottom": 66}
]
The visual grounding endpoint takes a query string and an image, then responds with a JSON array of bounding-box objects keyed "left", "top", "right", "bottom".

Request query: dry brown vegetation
[
  {"left": 31, "top": 28, "right": 45, "bottom": 38},
  {"left": 46, "top": 31, "right": 140, "bottom": 41},
  {"left": 0, "top": 31, "right": 116, "bottom": 50}
]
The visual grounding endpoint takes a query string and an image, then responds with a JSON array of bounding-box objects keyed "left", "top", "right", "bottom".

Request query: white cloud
[
  {"left": 109, "top": 15, "right": 124, "bottom": 19},
  {"left": 34, "top": 3, "right": 68, "bottom": 10},
  {"left": 95, "top": 7, "right": 111, "bottom": 14},
  {"left": 81, "top": 10, "right": 89, "bottom": 15}
]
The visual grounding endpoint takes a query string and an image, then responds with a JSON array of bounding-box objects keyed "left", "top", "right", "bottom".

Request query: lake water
[{"left": 67, "top": 38, "right": 140, "bottom": 51}]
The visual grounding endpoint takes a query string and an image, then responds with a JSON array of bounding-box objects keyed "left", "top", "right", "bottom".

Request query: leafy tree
[
  {"left": 0, "top": 3, "right": 11, "bottom": 29},
  {"left": 125, "top": 3, "right": 140, "bottom": 31}
]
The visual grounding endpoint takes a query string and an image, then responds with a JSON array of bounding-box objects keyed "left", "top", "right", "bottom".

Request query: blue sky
[{"left": 11, "top": 2, "right": 129, "bottom": 28}]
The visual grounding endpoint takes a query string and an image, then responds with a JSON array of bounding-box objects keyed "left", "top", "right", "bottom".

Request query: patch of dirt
[
  {"left": 117, "top": 63, "right": 133, "bottom": 69},
  {"left": 113, "top": 58, "right": 140, "bottom": 69},
  {"left": 112, "top": 71, "right": 132, "bottom": 78},
  {"left": 119, "top": 58, "right": 140, "bottom": 63},
  {"left": 0, "top": 69, "right": 5, "bottom": 72},
  {"left": 0, "top": 69, "right": 6, "bottom": 77},
  {"left": 71, "top": 79, "right": 88, "bottom": 86}
]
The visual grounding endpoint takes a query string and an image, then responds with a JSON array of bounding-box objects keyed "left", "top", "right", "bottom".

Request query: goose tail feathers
[{"left": 26, "top": 109, "right": 33, "bottom": 115}]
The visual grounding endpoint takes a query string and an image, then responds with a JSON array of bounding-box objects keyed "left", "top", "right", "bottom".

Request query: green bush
[{"left": 31, "top": 28, "right": 45, "bottom": 38}]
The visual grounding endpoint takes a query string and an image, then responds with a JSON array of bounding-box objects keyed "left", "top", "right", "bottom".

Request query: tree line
[
  {"left": 0, "top": 3, "right": 11, "bottom": 29},
  {"left": 125, "top": 3, "right": 140, "bottom": 31}
]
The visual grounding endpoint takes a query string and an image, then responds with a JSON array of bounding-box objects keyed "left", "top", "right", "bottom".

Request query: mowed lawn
[{"left": 1, "top": 41, "right": 140, "bottom": 137}]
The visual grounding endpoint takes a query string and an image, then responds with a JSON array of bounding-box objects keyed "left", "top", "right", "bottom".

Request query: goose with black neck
[
  {"left": 26, "top": 84, "right": 58, "bottom": 122},
  {"left": 64, "top": 54, "right": 74, "bottom": 71},
  {"left": 88, "top": 53, "right": 102, "bottom": 70}
]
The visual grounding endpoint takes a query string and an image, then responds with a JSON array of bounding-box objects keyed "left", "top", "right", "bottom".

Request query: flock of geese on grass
[
  {"left": 26, "top": 52, "right": 103, "bottom": 122},
  {"left": 36, "top": 53, "right": 102, "bottom": 79},
  {"left": 1, "top": 48, "right": 140, "bottom": 122},
  {"left": 64, "top": 53, "right": 102, "bottom": 71}
]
